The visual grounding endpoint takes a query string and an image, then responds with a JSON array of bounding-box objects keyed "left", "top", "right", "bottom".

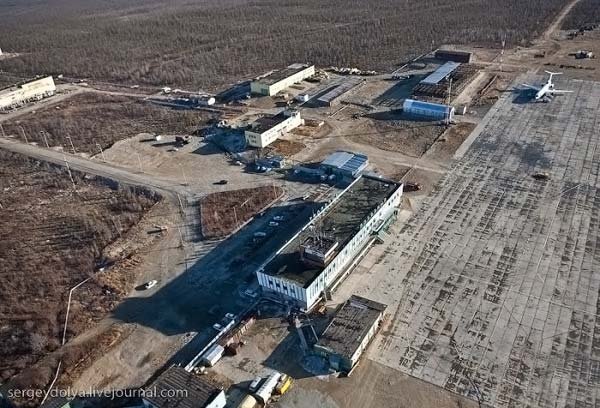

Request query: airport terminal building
[{"left": 256, "top": 174, "right": 402, "bottom": 310}]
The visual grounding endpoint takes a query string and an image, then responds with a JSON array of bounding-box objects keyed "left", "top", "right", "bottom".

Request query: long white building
[
  {"left": 256, "top": 174, "right": 403, "bottom": 310},
  {"left": 0, "top": 76, "right": 56, "bottom": 111},
  {"left": 245, "top": 110, "right": 303, "bottom": 148},
  {"left": 251, "top": 64, "right": 315, "bottom": 96}
]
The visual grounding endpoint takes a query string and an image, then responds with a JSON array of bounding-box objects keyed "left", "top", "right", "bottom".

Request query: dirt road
[
  {"left": 0, "top": 137, "right": 186, "bottom": 196},
  {"left": 542, "top": 0, "right": 582, "bottom": 40}
]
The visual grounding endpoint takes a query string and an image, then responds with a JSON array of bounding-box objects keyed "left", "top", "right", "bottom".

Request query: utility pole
[
  {"left": 63, "top": 155, "right": 76, "bottom": 190},
  {"left": 66, "top": 135, "right": 76, "bottom": 154},
  {"left": 40, "top": 130, "right": 49, "bottom": 148},
  {"left": 446, "top": 78, "right": 453, "bottom": 126},
  {"left": 18, "top": 125, "right": 28, "bottom": 144},
  {"left": 499, "top": 32, "right": 506, "bottom": 73},
  {"left": 177, "top": 225, "right": 185, "bottom": 248},
  {"left": 179, "top": 163, "right": 188, "bottom": 185},
  {"left": 135, "top": 152, "right": 143, "bottom": 172},
  {"left": 95, "top": 143, "right": 106, "bottom": 161}
]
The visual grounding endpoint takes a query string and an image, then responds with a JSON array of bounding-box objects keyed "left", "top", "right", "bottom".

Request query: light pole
[
  {"left": 96, "top": 143, "right": 106, "bottom": 161},
  {"left": 65, "top": 135, "right": 76, "bottom": 154}
]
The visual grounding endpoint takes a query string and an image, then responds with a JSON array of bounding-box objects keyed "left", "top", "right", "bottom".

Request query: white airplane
[{"left": 522, "top": 71, "right": 572, "bottom": 102}]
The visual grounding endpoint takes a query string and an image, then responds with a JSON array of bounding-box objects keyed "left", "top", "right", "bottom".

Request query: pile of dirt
[
  {"left": 0, "top": 151, "right": 159, "bottom": 388},
  {"left": 199, "top": 186, "right": 284, "bottom": 238}
]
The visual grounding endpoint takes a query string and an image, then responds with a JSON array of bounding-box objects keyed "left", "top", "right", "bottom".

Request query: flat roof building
[
  {"left": 143, "top": 366, "right": 226, "bottom": 408},
  {"left": 321, "top": 151, "right": 368, "bottom": 179},
  {"left": 314, "top": 295, "right": 387, "bottom": 373},
  {"left": 251, "top": 64, "right": 315, "bottom": 96},
  {"left": 245, "top": 110, "right": 303, "bottom": 148},
  {"left": 256, "top": 175, "right": 402, "bottom": 310},
  {"left": 316, "top": 78, "right": 364, "bottom": 106},
  {"left": 0, "top": 76, "right": 56, "bottom": 111},
  {"left": 420, "top": 61, "right": 461, "bottom": 85},
  {"left": 403, "top": 99, "right": 455, "bottom": 121}
]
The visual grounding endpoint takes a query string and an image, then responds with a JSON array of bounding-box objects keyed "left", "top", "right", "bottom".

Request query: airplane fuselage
[{"left": 535, "top": 82, "right": 553, "bottom": 101}]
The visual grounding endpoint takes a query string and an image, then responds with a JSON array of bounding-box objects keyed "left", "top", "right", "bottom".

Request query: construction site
[{"left": 0, "top": 2, "right": 599, "bottom": 408}]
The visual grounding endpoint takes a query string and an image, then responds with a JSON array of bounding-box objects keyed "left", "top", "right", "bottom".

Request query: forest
[
  {"left": 561, "top": 0, "right": 600, "bottom": 29},
  {"left": 0, "top": 0, "right": 571, "bottom": 91}
]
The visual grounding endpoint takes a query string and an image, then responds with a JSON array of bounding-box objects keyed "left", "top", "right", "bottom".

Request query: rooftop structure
[
  {"left": 314, "top": 295, "right": 387, "bottom": 372},
  {"left": 143, "top": 366, "right": 226, "bottom": 408},
  {"left": 317, "top": 78, "right": 364, "bottom": 106},
  {"left": 403, "top": 99, "right": 454, "bottom": 121},
  {"left": 245, "top": 110, "right": 303, "bottom": 148},
  {"left": 420, "top": 61, "right": 461, "bottom": 85},
  {"left": 321, "top": 151, "right": 368, "bottom": 179},
  {"left": 251, "top": 64, "right": 315, "bottom": 96},
  {"left": 256, "top": 174, "right": 402, "bottom": 310}
]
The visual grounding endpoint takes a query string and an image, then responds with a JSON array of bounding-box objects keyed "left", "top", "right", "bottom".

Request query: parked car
[{"left": 144, "top": 280, "right": 158, "bottom": 290}]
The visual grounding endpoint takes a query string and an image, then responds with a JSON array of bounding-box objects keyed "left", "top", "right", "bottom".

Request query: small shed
[
  {"left": 201, "top": 344, "right": 225, "bottom": 367},
  {"left": 321, "top": 151, "right": 368, "bottom": 179}
]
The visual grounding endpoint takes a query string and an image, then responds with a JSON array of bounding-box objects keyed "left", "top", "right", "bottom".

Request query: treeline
[
  {"left": 0, "top": 0, "right": 569, "bottom": 91},
  {"left": 561, "top": 0, "right": 600, "bottom": 29}
]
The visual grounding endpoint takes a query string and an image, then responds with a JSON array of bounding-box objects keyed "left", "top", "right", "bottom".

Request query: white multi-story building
[
  {"left": 256, "top": 174, "right": 403, "bottom": 311},
  {"left": 251, "top": 64, "right": 315, "bottom": 96},
  {"left": 0, "top": 76, "right": 56, "bottom": 111},
  {"left": 245, "top": 110, "right": 303, "bottom": 148}
]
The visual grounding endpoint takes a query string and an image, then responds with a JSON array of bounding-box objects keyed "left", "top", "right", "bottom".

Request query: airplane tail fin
[{"left": 545, "top": 70, "right": 563, "bottom": 79}]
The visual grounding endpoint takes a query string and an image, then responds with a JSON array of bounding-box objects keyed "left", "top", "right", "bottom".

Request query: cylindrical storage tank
[
  {"left": 254, "top": 371, "right": 281, "bottom": 404},
  {"left": 237, "top": 394, "right": 258, "bottom": 408}
]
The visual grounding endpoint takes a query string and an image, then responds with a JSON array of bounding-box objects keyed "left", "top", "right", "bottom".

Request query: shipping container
[
  {"left": 254, "top": 371, "right": 281, "bottom": 404},
  {"left": 201, "top": 344, "right": 224, "bottom": 367},
  {"left": 237, "top": 394, "right": 258, "bottom": 408}
]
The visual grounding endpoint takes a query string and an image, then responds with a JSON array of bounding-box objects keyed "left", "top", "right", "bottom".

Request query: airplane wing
[
  {"left": 550, "top": 89, "right": 573, "bottom": 94},
  {"left": 522, "top": 83, "right": 541, "bottom": 91}
]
